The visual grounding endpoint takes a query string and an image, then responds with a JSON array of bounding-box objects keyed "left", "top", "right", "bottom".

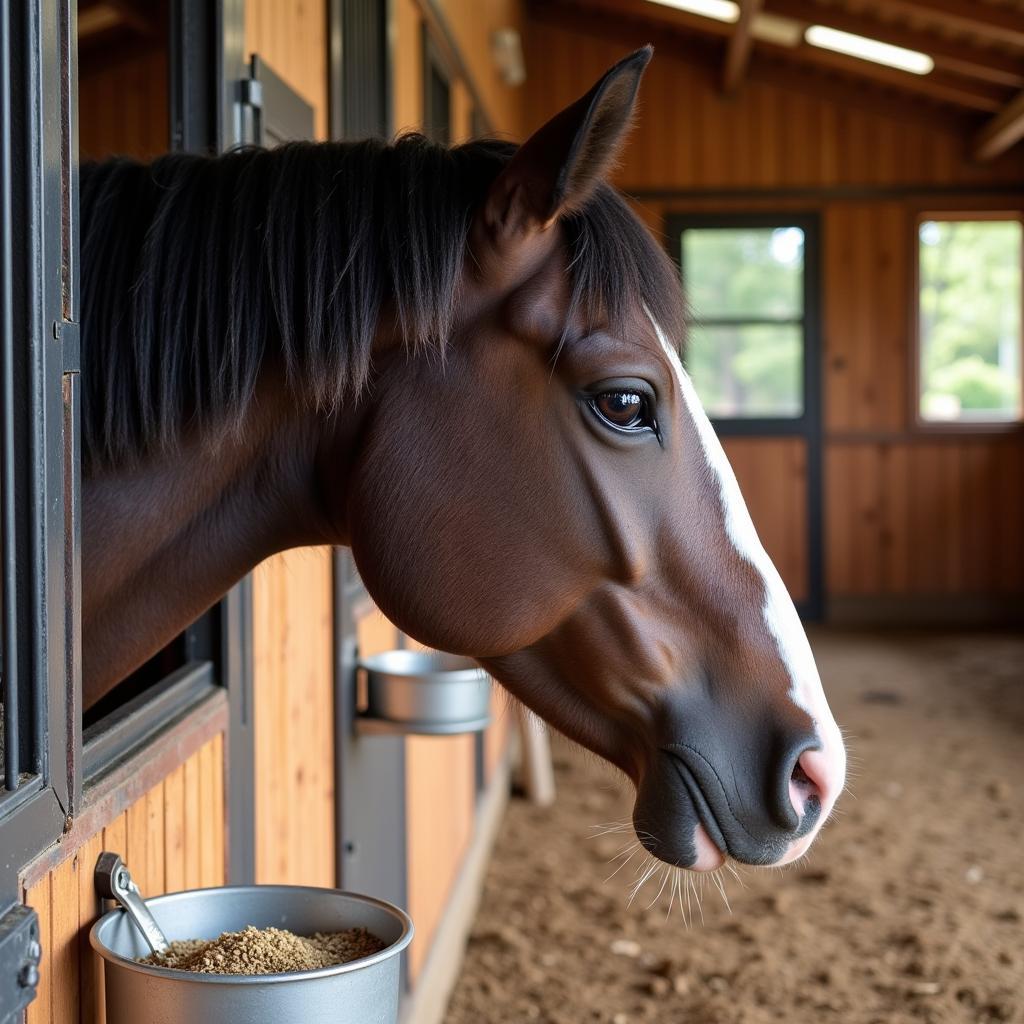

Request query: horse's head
[{"left": 345, "top": 48, "right": 845, "bottom": 872}]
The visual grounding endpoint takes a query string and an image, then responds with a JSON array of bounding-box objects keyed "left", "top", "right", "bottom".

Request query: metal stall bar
[{"left": 0, "top": 0, "right": 19, "bottom": 794}]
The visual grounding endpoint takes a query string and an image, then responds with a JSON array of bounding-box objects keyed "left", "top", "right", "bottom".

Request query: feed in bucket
[{"left": 139, "top": 924, "right": 385, "bottom": 975}]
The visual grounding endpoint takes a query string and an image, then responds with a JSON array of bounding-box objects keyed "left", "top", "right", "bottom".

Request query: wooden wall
[
  {"left": 78, "top": 49, "right": 168, "bottom": 161},
  {"left": 523, "top": 16, "right": 1024, "bottom": 611},
  {"left": 24, "top": 734, "right": 226, "bottom": 1024},
  {"left": 251, "top": 551, "right": 336, "bottom": 887},
  {"left": 395, "top": 0, "right": 525, "bottom": 138}
]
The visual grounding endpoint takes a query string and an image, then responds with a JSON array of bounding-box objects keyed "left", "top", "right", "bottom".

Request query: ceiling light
[
  {"left": 805, "top": 25, "right": 934, "bottom": 75},
  {"left": 645, "top": 0, "right": 740, "bottom": 24}
]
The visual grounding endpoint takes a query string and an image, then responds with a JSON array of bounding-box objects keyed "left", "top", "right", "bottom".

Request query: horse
[{"left": 80, "top": 47, "right": 845, "bottom": 874}]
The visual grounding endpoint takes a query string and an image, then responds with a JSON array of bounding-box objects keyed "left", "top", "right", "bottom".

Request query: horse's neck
[{"left": 81, "top": 383, "right": 353, "bottom": 709}]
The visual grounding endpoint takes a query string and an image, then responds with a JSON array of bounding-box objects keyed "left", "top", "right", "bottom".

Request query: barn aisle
[{"left": 447, "top": 630, "right": 1024, "bottom": 1024}]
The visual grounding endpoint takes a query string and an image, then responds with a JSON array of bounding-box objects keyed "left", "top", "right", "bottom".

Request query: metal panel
[
  {"left": 248, "top": 56, "right": 316, "bottom": 146},
  {"left": 665, "top": 211, "right": 825, "bottom": 620},
  {"left": 334, "top": 552, "right": 408, "bottom": 957}
]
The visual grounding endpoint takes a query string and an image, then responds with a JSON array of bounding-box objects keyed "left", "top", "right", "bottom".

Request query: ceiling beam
[
  {"left": 529, "top": 2, "right": 978, "bottom": 133},
  {"left": 777, "top": 41, "right": 1007, "bottom": 113},
  {"left": 765, "top": 0, "right": 1024, "bottom": 89},
  {"left": 873, "top": 0, "right": 1024, "bottom": 49},
  {"left": 723, "top": 0, "right": 763, "bottom": 95},
  {"left": 974, "top": 90, "right": 1024, "bottom": 161}
]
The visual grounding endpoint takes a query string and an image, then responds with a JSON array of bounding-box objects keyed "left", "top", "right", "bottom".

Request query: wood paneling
[
  {"left": 24, "top": 736, "right": 225, "bottom": 1024},
  {"left": 245, "top": 0, "right": 328, "bottom": 140},
  {"left": 827, "top": 439, "right": 1024, "bottom": 596},
  {"left": 824, "top": 202, "right": 910, "bottom": 434},
  {"left": 723, "top": 438, "right": 809, "bottom": 602},
  {"left": 523, "top": 18, "right": 1024, "bottom": 191},
  {"left": 393, "top": 0, "right": 424, "bottom": 134},
  {"left": 406, "top": 732, "right": 476, "bottom": 982},
  {"left": 78, "top": 49, "right": 168, "bottom": 161},
  {"left": 252, "top": 549, "right": 336, "bottom": 887},
  {"left": 435, "top": 0, "right": 525, "bottom": 137}
]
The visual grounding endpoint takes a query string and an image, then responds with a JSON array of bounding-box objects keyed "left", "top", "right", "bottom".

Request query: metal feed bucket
[
  {"left": 357, "top": 650, "right": 491, "bottom": 734},
  {"left": 90, "top": 885, "right": 413, "bottom": 1024}
]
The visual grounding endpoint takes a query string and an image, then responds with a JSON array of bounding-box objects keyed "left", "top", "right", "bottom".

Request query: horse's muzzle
[{"left": 630, "top": 707, "right": 835, "bottom": 871}]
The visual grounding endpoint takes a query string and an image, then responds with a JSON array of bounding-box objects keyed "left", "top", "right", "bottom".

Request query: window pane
[
  {"left": 685, "top": 324, "right": 804, "bottom": 418},
  {"left": 919, "top": 219, "right": 1022, "bottom": 423},
  {"left": 683, "top": 227, "right": 804, "bottom": 320}
]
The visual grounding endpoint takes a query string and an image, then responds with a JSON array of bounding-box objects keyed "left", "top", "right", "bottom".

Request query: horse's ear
[{"left": 481, "top": 46, "right": 652, "bottom": 244}]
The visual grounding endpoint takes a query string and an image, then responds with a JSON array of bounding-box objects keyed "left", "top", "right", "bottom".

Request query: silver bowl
[{"left": 356, "top": 650, "right": 491, "bottom": 735}]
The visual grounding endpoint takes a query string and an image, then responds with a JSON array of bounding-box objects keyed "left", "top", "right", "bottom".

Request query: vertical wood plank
[
  {"left": 164, "top": 763, "right": 186, "bottom": 893},
  {"left": 125, "top": 791, "right": 150, "bottom": 896},
  {"left": 24, "top": 875, "right": 51, "bottom": 1024},
  {"left": 199, "top": 739, "right": 217, "bottom": 887},
  {"left": 49, "top": 854, "right": 80, "bottom": 1024},
  {"left": 78, "top": 832, "right": 104, "bottom": 1024},
  {"left": 184, "top": 748, "right": 202, "bottom": 890}
]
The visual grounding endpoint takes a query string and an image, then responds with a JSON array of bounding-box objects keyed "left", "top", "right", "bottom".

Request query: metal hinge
[
  {"left": 0, "top": 905, "right": 41, "bottom": 1022},
  {"left": 237, "top": 76, "right": 263, "bottom": 147},
  {"left": 53, "top": 319, "right": 79, "bottom": 374}
]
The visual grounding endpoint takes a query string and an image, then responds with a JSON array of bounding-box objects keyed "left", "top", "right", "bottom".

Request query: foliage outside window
[
  {"left": 680, "top": 226, "right": 805, "bottom": 418},
  {"left": 918, "top": 218, "right": 1022, "bottom": 424}
]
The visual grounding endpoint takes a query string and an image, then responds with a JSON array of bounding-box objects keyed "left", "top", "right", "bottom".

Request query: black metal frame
[
  {"left": 421, "top": 23, "right": 451, "bottom": 146},
  {"left": 0, "top": 1, "right": 77, "bottom": 1014},
  {"left": 329, "top": 0, "right": 391, "bottom": 141},
  {"left": 666, "top": 212, "right": 824, "bottom": 620},
  {"left": 0, "top": 0, "right": 77, "bottom": 863}
]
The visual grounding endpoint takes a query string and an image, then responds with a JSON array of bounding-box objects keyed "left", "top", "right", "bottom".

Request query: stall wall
[
  {"left": 523, "top": 16, "right": 1024, "bottom": 612},
  {"left": 24, "top": 734, "right": 226, "bottom": 1024}
]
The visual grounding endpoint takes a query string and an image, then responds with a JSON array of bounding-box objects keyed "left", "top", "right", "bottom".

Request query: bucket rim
[{"left": 88, "top": 884, "right": 414, "bottom": 985}]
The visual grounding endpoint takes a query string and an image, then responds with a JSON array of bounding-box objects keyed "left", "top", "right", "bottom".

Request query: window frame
[
  {"left": 665, "top": 212, "right": 824, "bottom": 620},
  {"left": 911, "top": 209, "right": 1024, "bottom": 435}
]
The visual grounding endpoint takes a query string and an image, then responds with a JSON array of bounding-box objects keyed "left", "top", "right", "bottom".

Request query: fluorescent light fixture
[
  {"left": 645, "top": 0, "right": 740, "bottom": 24},
  {"left": 805, "top": 25, "right": 934, "bottom": 75}
]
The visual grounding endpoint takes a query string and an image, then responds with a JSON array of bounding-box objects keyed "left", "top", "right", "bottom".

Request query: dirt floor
[{"left": 447, "top": 629, "right": 1024, "bottom": 1024}]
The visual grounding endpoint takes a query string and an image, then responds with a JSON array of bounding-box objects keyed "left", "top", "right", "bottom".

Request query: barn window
[
  {"left": 677, "top": 223, "right": 807, "bottom": 419},
  {"left": 917, "top": 216, "right": 1023, "bottom": 425}
]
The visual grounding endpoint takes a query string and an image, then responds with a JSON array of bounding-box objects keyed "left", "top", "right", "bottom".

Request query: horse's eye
[{"left": 591, "top": 390, "right": 651, "bottom": 432}]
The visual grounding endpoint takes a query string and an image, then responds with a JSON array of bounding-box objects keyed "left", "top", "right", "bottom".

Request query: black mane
[{"left": 80, "top": 135, "right": 684, "bottom": 469}]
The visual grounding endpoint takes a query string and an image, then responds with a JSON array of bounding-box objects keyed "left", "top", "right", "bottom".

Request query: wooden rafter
[
  {"left": 974, "top": 90, "right": 1024, "bottom": 161},
  {"left": 765, "top": 0, "right": 1024, "bottom": 89},
  {"left": 540, "top": 0, "right": 1010, "bottom": 112},
  {"left": 723, "top": 0, "right": 763, "bottom": 95},
  {"left": 529, "top": 2, "right": 978, "bottom": 132},
  {"left": 873, "top": 0, "right": 1024, "bottom": 50}
]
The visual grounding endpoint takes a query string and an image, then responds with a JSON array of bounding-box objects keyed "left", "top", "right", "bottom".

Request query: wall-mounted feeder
[{"left": 355, "top": 650, "right": 491, "bottom": 736}]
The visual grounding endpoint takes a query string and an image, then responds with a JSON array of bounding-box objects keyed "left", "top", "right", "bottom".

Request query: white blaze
[{"left": 646, "top": 311, "right": 844, "bottom": 776}]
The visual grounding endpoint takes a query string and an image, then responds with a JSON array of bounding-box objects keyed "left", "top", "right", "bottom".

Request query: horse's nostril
[{"left": 789, "top": 752, "right": 822, "bottom": 820}]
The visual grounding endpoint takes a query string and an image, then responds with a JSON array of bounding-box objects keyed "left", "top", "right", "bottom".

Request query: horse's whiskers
[{"left": 603, "top": 845, "right": 641, "bottom": 883}]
